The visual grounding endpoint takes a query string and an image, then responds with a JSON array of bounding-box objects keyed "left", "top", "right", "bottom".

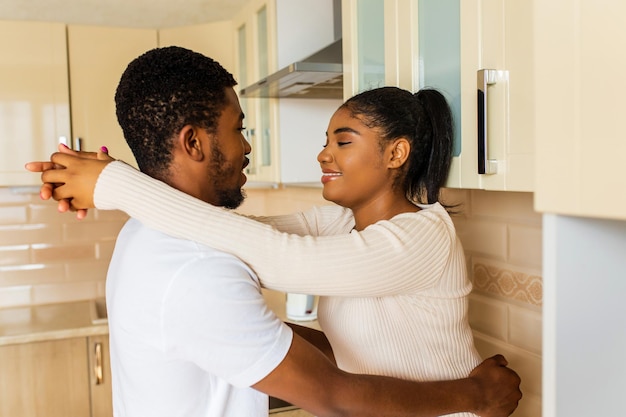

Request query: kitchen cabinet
[
  {"left": 342, "top": 0, "right": 535, "bottom": 192},
  {"left": 234, "top": 0, "right": 280, "bottom": 184},
  {"left": 67, "top": 25, "right": 158, "bottom": 169},
  {"left": 234, "top": 0, "right": 341, "bottom": 185},
  {"left": 0, "top": 335, "right": 112, "bottom": 417},
  {"left": 533, "top": 0, "right": 626, "bottom": 221},
  {"left": 0, "top": 21, "right": 71, "bottom": 186}
]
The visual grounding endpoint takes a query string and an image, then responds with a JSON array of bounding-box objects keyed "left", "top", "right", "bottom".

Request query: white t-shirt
[{"left": 106, "top": 218, "right": 293, "bottom": 417}]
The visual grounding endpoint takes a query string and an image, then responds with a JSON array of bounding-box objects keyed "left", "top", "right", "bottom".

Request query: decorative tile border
[{"left": 472, "top": 262, "right": 543, "bottom": 306}]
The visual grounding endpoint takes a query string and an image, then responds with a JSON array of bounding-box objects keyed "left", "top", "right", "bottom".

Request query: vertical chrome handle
[
  {"left": 73, "top": 137, "right": 83, "bottom": 151},
  {"left": 94, "top": 342, "right": 103, "bottom": 385},
  {"left": 477, "top": 69, "right": 498, "bottom": 175}
]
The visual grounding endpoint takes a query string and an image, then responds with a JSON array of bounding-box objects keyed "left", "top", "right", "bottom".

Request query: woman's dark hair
[
  {"left": 115, "top": 46, "right": 237, "bottom": 179},
  {"left": 341, "top": 86, "right": 453, "bottom": 205}
]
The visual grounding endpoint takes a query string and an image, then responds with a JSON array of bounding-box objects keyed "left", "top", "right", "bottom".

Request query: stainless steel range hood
[{"left": 239, "top": 39, "right": 343, "bottom": 99}]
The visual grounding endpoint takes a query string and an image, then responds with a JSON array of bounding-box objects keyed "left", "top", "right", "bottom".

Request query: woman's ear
[
  {"left": 178, "top": 125, "right": 204, "bottom": 161},
  {"left": 388, "top": 138, "right": 410, "bottom": 169}
]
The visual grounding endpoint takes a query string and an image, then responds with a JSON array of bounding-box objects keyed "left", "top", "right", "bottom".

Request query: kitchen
[{"left": 0, "top": 0, "right": 624, "bottom": 416}]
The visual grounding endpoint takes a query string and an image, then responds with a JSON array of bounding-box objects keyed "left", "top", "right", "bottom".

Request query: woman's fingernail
[
  {"left": 100, "top": 146, "right": 109, "bottom": 153},
  {"left": 60, "top": 143, "right": 69, "bottom": 149}
]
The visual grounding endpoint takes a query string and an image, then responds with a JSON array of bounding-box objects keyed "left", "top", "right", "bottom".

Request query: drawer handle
[{"left": 94, "top": 342, "right": 103, "bottom": 385}]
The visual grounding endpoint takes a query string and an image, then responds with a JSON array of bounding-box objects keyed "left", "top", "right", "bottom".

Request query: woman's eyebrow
[{"left": 327, "top": 127, "right": 360, "bottom": 136}]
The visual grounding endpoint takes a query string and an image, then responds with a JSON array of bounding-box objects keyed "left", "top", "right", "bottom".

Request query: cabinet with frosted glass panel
[
  {"left": 233, "top": 0, "right": 341, "bottom": 185},
  {"left": 342, "top": 0, "right": 535, "bottom": 192}
]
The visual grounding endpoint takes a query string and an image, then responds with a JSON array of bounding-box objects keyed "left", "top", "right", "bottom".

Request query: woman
[{"left": 34, "top": 87, "right": 482, "bottom": 416}]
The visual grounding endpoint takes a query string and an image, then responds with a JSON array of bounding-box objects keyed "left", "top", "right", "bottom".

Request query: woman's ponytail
[{"left": 413, "top": 89, "right": 454, "bottom": 204}]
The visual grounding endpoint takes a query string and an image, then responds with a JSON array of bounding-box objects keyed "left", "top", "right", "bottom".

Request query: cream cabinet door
[
  {"left": 0, "top": 338, "right": 91, "bottom": 417},
  {"left": 233, "top": 0, "right": 281, "bottom": 184},
  {"left": 426, "top": 0, "right": 535, "bottom": 191},
  {"left": 534, "top": 1, "right": 626, "bottom": 221},
  {"left": 67, "top": 25, "right": 157, "bottom": 168},
  {"left": 343, "top": 0, "right": 535, "bottom": 192},
  {"left": 0, "top": 21, "right": 71, "bottom": 186}
]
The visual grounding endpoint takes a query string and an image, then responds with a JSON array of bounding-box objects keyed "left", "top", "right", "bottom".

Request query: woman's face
[{"left": 317, "top": 107, "right": 397, "bottom": 210}]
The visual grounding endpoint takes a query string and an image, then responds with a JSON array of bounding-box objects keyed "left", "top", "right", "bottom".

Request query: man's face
[{"left": 202, "top": 88, "right": 251, "bottom": 209}]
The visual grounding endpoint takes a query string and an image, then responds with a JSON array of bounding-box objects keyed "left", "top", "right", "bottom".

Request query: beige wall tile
[
  {"left": 96, "top": 240, "right": 118, "bottom": 261},
  {"left": 31, "top": 243, "right": 97, "bottom": 263},
  {"left": 0, "top": 264, "right": 66, "bottom": 286},
  {"left": 468, "top": 294, "right": 508, "bottom": 341},
  {"left": 63, "top": 221, "right": 124, "bottom": 242},
  {"left": 456, "top": 220, "right": 508, "bottom": 259},
  {"left": 29, "top": 202, "right": 95, "bottom": 223},
  {"left": 0, "top": 224, "right": 64, "bottom": 246},
  {"left": 509, "top": 305, "right": 542, "bottom": 354},
  {"left": 0, "top": 206, "right": 28, "bottom": 224},
  {"left": 0, "top": 188, "right": 33, "bottom": 205},
  {"left": 0, "top": 285, "right": 32, "bottom": 309},
  {"left": 32, "top": 281, "right": 100, "bottom": 305},
  {"left": 509, "top": 224, "right": 543, "bottom": 269},
  {"left": 472, "top": 258, "right": 543, "bottom": 306},
  {"left": 66, "top": 261, "right": 109, "bottom": 282},
  {"left": 0, "top": 245, "right": 30, "bottom": 266},
  {"left": 470, "top": 190, "right": 540, "bottom": 225}
]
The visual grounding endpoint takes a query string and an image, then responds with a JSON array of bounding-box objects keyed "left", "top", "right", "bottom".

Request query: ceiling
[{"left": 0, "top": 0, "right": 249, "bottom": 29}]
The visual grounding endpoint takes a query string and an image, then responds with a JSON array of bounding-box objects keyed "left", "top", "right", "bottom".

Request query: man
[{"left": 27, "top": 46, "right": 521, "bottom": 417}]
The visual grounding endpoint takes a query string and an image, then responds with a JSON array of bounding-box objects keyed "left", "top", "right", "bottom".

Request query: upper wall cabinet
[
  {"left": 67, "top": 25, "right": 157, "bottom": 169},
  {"left": 533, "top": 1, "right": 626, "bottom": 221},
  {"left": 342, "top": 0, "right": 535, "bottom": 192},
  {"left": 0, "top": 21, "right": 71, "bottom": 186},
  {"left": 233, "top": 0, "right": 342, "bottom": 185},
  {"left": 233, "top": 0, "right": 280, "bottom": 184}
]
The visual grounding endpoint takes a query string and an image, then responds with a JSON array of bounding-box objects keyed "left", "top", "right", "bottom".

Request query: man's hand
[
  {"left": 25, "top": 144, "right": 114, "bottom": 218},
  {"left": 469, "top": 355, "right": 522, "bottom": 417}
]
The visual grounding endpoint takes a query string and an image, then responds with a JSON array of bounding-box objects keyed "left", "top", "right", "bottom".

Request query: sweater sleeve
[
  {"left": 95, "top": 161, "right": 453, "bottom": 297},
  {"left": 246, "top": 205, "right": 355, "bottom": 237}
]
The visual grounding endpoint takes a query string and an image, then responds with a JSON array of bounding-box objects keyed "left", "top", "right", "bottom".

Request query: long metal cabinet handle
[
  {"left": 477, "top": 69, "right": 499, "bottom": 175},
  {"left": 94, "top": 342, "right": 103, "bottom": 385}
]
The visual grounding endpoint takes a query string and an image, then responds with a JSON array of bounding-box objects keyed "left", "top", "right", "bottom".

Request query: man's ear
[
  {"left": 177, "top": 125, "right": 205, "bottom": 161},
  {"left": 387, "top": 138, "right": 410, "bottom": 169}
]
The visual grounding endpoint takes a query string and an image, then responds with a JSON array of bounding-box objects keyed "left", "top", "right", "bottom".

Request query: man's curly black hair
[{"left": 115, "top": 46, "right": 237, "bottom": 179}]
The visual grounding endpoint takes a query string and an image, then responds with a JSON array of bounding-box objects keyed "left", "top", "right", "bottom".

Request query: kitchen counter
[
  {"left": 0, "top": 290, "right": 319, "bottom": 347},
  {"left": 0, "top": 299, "right": 108, "bottom": 346}
]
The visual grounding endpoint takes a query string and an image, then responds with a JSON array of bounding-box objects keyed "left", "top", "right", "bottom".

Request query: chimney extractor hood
[{"left": 239, "top": 39, "right": 343, "bottom": 99}]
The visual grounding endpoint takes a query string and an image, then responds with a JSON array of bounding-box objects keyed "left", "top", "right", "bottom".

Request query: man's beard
[
  {"left": 215, "top": 185, "right": 246, "bottom": 210},
  {"left": 210, "top": 142, "right": 246, "bottom": 210}
]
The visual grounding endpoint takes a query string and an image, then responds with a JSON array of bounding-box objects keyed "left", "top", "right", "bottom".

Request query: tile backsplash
[
  {"left": 0, "top": 187, "right": 128, "bottom": 308},
  {"left": 0, "top": 184, "right": 542, "bottom": 416}
]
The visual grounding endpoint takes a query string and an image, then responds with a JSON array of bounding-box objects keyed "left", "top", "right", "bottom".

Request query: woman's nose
[{"left": 317, "top": 147, "right": 331, "bottom": 163}]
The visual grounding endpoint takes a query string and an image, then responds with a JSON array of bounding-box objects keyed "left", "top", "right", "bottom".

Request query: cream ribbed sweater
[{"left": 96, "top": 161, "right": 481, "bottom": 416}]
